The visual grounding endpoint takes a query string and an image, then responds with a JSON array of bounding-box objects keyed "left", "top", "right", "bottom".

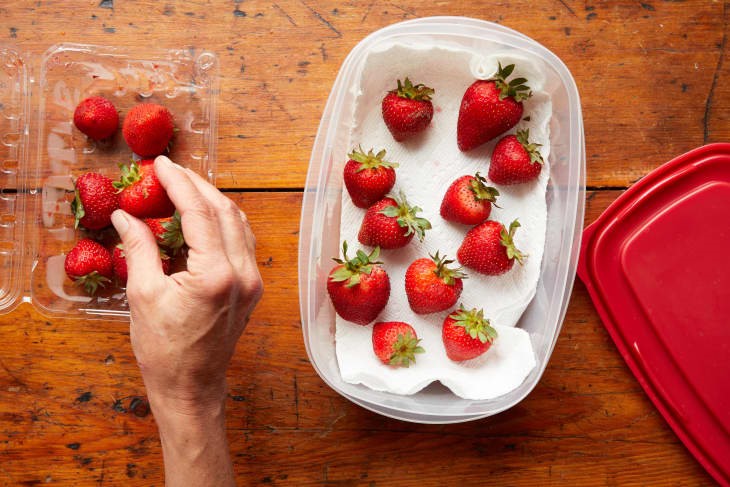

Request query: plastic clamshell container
[
  {"left": 0, "top": 43, "right": 218, "bottom": 320},
  {"left": 299, "top": 17, "right": 586, "bottom": 423},
  {"left": 578, "top": 143, "right": 730, "bottom": 486}
]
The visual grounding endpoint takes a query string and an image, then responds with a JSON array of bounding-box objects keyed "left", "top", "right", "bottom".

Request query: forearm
[{"left": 149, "top": 391, "right": 235, "bottom": 487}]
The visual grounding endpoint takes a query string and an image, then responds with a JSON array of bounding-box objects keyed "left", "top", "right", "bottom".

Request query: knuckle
[{"left": 242, "top": 273, "right": 264, "bottom": 302}]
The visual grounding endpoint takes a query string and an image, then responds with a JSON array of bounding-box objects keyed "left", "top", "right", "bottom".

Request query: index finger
[{"left": 152, "top": 156, "right": 226, "bottom": 261}]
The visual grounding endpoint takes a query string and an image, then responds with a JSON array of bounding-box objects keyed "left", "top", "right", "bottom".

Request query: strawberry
[
  {"left": 457, "top": 219, "right": 525, "bottom": 275},
  {"left": 440, "top": 172, "right": 499, "bottom": 226},
  {"left": 457, "top": 63, "right": 531, "bottom": 152},
  {"left": 144, "top": 211, "right": 185, "bottom": 252},
  {"left": 64, "top": 238, "right": 113, "bottom": 295},
  {"left": 73, "top": 96, "right": 119, "bottom": 140},
  {"left": 382, "top": 78, "right": 435, "bottom": 141},
  {"left": 71, "top": 172, "right": 119, "bottom": 230},
  {"left": 405, "top": 252, "right": 466, "bottom": 314},
  {"left": 372, "top": 321, "right": 425, "bottom": 367},
  {"left": 343, "top": 147, "right": 398, "bottom": 209},
  {"left": 122, "top": 103, "right": 174, "bottom": 157},
  {"left": 489, "top": 129, "right": 544, "bottom": 185},
  {"left": 358, "top": 193, "right": 431, "bottom": 249},
  {"left": 114, "top": 159, "right": 175, "bottom": 219},
  {"left": 442, "top": 305, "right": 498, "bottom": 361},
  {"left": 112, "top": 244, "right": 172, "bottom": 285},
  {"left": 327, "top": 242, "right": 390, "bottom": 326}
]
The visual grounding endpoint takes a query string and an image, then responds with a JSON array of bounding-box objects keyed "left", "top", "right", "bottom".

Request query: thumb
[{"left": 111, "top": 210, "right": 164, "bottom": 285}]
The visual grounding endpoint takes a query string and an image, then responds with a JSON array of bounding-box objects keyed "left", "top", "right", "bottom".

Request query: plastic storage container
[
  {"left": 0, "top": 43, "right": 218, "bottom": 320},
  {"left": 299, "top": 17, "right": 586, "bottom": 423}
]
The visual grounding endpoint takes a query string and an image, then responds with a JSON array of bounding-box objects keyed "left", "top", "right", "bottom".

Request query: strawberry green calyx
[
  {"left": 113, "top": 160, "right": 142, "bottom": 192},
  {"left": 393, "top": 77, "right": 434, "bottom": 101},
  {"left": 516, "top": 129, "right": 544, "bottom": 165},
  {"left": 470, "top": 172, "right": 500, "bottom": 203},
  {"left": 500, "top": 219, "right": 526, "bottom": 265},
  {"left": 450, "top": 305, "right": 498, "bottom": 344},
  {"left": 431, "top": 251, "right": 468, "bottom": 286},
  {"left": 388, "top": 331, "right": 425, "bottom": 367},
  {"left": 72, "top": 271, "right": 110, "bottom": 296},
  {"left": 70, "top": 188, "right": 85, "bottom": 229},
  {"left": 161, "top": 211, "right": 185, "bottom": 250},
  {"left": 491, "top": 62, "right": 532, "bottom": 102},
  {"left": 348, "top": 146, "right": 399, "bottom": 173},
  {"left": 330, "top": 241, "right": 383, "bottom": 288},
  {"left": 380, "top": 192, "right": 432, "bottom": 241}
]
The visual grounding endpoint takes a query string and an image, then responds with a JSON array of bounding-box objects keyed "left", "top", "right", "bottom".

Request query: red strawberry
[
  {"left": 457, "top": 63, "right": 531, "bottom": 152},
  {"left": 73, "top": 96, "right": 119, "bottom": 140},
  {"left": 112, "top": 244, "right": 172, "bottom": 285},
  {"left": 343, "top": 147, "right": 398, "bottom": 209},
  {"left": 358, "top": 193, "right": 431, "bottom": 249},
  {"left": 71, "top": 172, "right": 119, "bottom": 230},
  {"left": 442, "top": 305, "right": 498, "bottom": 361},
  {"left": 382, "top": 78, "right": 434, "bottom": 141},
  {"left": 327, "top": 242, "right": 391, "bottom": 326},
  {"left": 122, "top": 103, "right": 174, "bottom": 157},
  {"left": 114, "top": 159, "right": 175, "bottom": 219},
  {"left": 489, "top": 129, "right": 544, "bottom": 185},
  {"left": 64, "top": 238, "right": 113, "bottom": 295},
  {"left": 457, "top": 219, "right": 525, "bottom": 275},
  {"left": 372, "top": 321, "right": 425, "bottom": 367},
  {"left": 405, "top": 252, "right": 466, "bottom": 314},
  {"left": 144, "top": 211, "right": 185, "bottom": 252},
  {"left": 440, "top": 172, "right": 499, "bottom": 226}
]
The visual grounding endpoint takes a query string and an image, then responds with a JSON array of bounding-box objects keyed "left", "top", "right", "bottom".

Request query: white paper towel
[{"left": 335, "top": 42, "right": 549, "bottom": 400}]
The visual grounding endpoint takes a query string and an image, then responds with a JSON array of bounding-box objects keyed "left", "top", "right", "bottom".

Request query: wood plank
[
  {"left": 0, "top": 1, "right": 727, "bottom": 189},
  {"left": 0, "top": 190, "right": 713, "bottom": 485}
]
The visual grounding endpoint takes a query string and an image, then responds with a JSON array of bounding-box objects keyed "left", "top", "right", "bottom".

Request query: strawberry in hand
[
  {"left": 73, "top": 96, "right": 119, "bottom": 141},
  {"left": 382, "top": 77, "right": 435, "bottom": 141},
  {"left": 457, "top": 219, "right": 525, "bottom": 276},
  {"left": 327, "top": 241, "right": 391, "bottom": 326},
  {"left": 457, "top": 62, "right": 531, "bottom": 152},
  {"left": 344, "top": 147, "right": 398, "bottom": 209},
  {"left": 489, "top": 129, "right": 544, "bottom": 185},
  {"left": 372, "top": 321, "right": 425, "bottom": 367},
  {"left": 440, "top": 172, "right": 499, "bottom": 226},
  {"left": 114, "top": 159, "right": 175, "bottom": 219},
  {"left": 358, "top": 193, "right": 431, "bottom": 249},
  {"left": 405, "top": 251, "right": 466, "bottom": 314},
  {"left": 64, "top": 238, "right": 113, "bottom": 295},
  {"left": 144, "top": 211, "right": 185, "bottom": 253},
  {"left": 122, "top": 103, "right": 174, "bottom": 157},
  {"left": 442, "top": 305, "right": 498, "bottom": 361},
  {"left": 71, "top": 172, "right": 119, "bottom": 230}
]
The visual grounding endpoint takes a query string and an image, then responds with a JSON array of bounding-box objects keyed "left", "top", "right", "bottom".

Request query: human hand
[{"left": 111, "top": 155, "right": 263, "bottom": 415}]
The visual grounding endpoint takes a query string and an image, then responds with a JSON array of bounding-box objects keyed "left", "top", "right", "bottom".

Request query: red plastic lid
[{"left": 578, "top": 143, "right": 730, "bottom": 486}]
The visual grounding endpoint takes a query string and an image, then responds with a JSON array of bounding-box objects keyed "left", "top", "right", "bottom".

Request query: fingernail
[
  {"left": 155, "top": 155, "right": 183, "bottom": 170},
  {"left": 111, "top": 210, "right": 130, "bottom": 235}
]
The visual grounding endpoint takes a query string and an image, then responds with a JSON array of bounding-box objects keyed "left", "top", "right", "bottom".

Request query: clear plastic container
[
  {"left": 298, "top": 17, "right": 586, "bottom": 423},
  {"left": 0, "top": 43, "right": 218, "bottom": 320}
]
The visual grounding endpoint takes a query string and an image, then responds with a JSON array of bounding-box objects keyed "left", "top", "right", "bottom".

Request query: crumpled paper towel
[{"left": 335, "top": 42, "right": 549, "bottom": 400}]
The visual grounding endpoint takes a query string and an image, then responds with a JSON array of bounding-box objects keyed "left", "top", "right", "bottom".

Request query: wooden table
[{"left": 0, "top": 1, "right": 724, "bottom": 485}]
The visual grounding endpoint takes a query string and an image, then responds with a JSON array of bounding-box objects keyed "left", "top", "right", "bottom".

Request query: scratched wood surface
[{"left": 0, "top": 0, "right": 726, "bottom": 486}]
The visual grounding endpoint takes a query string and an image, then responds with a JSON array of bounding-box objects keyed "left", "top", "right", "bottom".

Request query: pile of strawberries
[
  {"left": 64, "top": 96, "right": 185, "bottom": 295},
  {"left": 328, "top": 63, "right": 545, "bottom": 368}
]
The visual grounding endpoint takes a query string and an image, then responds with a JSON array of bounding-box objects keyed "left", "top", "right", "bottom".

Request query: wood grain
[
  {"left": 0, "top": 191, "right": 713, "bottom": 485},
  {"left": 0, "top": 0, "right": 727, "bottom": 189}
]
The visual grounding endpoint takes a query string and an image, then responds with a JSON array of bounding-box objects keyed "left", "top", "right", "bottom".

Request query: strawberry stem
[
  {"left": 379, "top": 192, "right": 432, "bottom": 242},
  {"left": 492, "top": 62, "right": 532, "bottom": 102},
  {"left": 516, "top": 129, "right": 544, "bottom": 165},
  {"left": 71, "top": 188, "right": 85, "bottom": 229},
  {"left": 500, "top": 219, "right": 526, "bottom": 265},
  {"left": 113, "top": 160, "right": 142, "bottom": 193},
  {"left": 73, "top": 271, "right": 110, "bottom": 296},
  {"left": 388, "top": 331, "right": 425, "bottom": 367},
  {"left": 450, "top": 305, "right": 498, "bottom": 344},
  {"left": 470, "top": 173, "right": 500, "bottom": 204},
  {"left": 330, "top": 241, "right": 383, "bottom": 288},
  {"left": 348, "top": 146, "right": 399, "bottom": 172},
  {"left": 431, "top": 251, "right": 467, "bottom": 286},
  {"left": 393, "top": 77, "right": 434, "bottom": 101}
]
